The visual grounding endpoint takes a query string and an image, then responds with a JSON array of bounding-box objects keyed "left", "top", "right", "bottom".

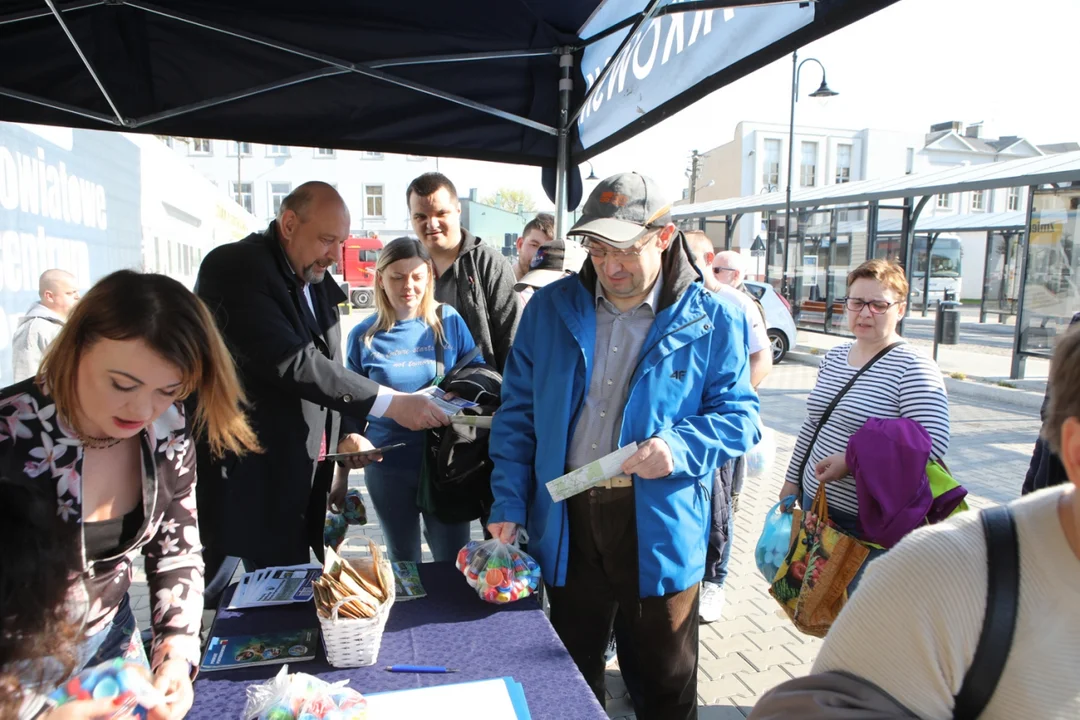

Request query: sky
[{"left": 441, "top": 0, "right": 1080, "bottom": 212}]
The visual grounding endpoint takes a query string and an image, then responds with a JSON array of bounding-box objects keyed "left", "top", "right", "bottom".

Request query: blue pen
[{"left": 385, "top": 664, "right": 457, "bottom": 673}]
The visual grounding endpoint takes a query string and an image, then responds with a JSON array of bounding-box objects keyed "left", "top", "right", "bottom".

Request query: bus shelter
[
  {"left": 673, "top": 151, "right": 1080, "bottom": 377},
  {"left": 1012, "top": 185, "right": 1080, "bottom": 378}
]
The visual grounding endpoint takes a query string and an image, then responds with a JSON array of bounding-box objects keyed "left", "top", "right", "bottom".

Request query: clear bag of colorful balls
[
  {"left": 47, "top": 658, "right": 165, "bottom": 719},
  {"left": 242, "top": 665, "right": 368, "bottom": 720},
  {"left": 455, "top": 535, "right": 542, "bottom": 604}
]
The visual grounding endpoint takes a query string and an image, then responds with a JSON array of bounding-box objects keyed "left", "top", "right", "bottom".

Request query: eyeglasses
[
  {"left": 842, "top": 297, "right": 899, "bottom": 315},
  {"left": 582, "top": 234, "right": 656, "bottom": 260},
  {"left": 712, "top": 266, "right": 737, "bottom": 275}
]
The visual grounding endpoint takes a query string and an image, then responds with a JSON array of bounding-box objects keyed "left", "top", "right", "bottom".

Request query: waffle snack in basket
[
  {"left": 313, "top": 540, "right": 396, "bottom": 668},
  {"left": 312, "top": 542, "right": 391, "bottom": 619}
]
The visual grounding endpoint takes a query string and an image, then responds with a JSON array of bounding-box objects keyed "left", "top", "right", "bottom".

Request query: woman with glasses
[{"left": 778, "top": 259, "right": 950, "bottom": 586}]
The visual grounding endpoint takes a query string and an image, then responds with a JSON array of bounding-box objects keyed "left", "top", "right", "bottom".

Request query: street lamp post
[{"left": 782, "top": 51, "right": 837, "bottom": 302}]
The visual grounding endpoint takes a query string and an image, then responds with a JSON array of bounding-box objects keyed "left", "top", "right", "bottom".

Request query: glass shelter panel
[
  {"left": 982, "top": 231, "right": 1023, "bottom": 320},
  {"left": 1016, "top": 187, "right": 1080, "bottom": 358}
]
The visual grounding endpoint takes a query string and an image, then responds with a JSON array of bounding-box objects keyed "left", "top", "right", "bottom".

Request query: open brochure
[
  {"left": 418, "top": 386, "right": 479, "bottom": 415},
  {"left": 545, "top": 443, "right": 639, "bottom": 503},
  {"left": 227, "top": 564, "right": 321, "bottom": 610}
]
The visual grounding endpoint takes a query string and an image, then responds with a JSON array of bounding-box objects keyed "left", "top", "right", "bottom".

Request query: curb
[{"left": 784, "top": 347, "right": 1043, "bottom": 412}]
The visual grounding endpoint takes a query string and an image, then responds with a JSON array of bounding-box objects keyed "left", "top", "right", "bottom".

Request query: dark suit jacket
[{"left": 195, "top": 222, "right": 379, "bottom": 565}]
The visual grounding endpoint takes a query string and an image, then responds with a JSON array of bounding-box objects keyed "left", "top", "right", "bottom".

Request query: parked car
[{"left": 743, "top": 280, "right": 798, "bottom": 363}]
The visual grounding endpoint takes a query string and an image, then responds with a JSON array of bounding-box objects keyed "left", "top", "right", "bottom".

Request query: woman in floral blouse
[{"left": 0, "top": 270, "right": 259, "bottom": 719}]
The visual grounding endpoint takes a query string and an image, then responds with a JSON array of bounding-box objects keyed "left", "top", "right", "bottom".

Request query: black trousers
[{"left": 548, "top": 486, "right": 700, "bottom": 720}]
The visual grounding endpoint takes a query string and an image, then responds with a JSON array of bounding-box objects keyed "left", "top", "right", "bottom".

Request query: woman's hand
[
  {"left": 44, "top": 698, "right": 136, "bottom": 720},
  {"left": 335, "top": 433, "right": 382, "bottom": 471},
  {"left": 814, "top": 453, "right": 849, "bottom": 484},
  {"left": 148, "top": 659, "right": 194, "bottom": 720},
  {"left": 778, "top": 480, "right": 800, "bottom": 502}
]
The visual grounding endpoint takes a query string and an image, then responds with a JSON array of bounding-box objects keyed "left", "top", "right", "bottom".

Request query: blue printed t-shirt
[{"left": 346, "top": 305, "right": 481, "bottom": 465}]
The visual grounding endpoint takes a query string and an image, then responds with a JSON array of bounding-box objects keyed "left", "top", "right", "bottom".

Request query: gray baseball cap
[{"left": 568, "top": 172, "right": 672, "bottom": 249}]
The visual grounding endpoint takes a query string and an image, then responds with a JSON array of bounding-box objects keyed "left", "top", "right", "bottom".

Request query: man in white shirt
[{"left": 687, "top": 231, "right": 771, "bottom": 622}]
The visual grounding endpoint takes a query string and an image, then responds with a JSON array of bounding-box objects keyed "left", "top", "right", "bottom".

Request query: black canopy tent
[{"left": 0, "top": 0, "right": 897, "bottom": 231}]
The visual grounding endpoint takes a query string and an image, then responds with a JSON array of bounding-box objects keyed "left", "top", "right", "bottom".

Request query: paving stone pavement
[{"left": 128, "top": 360, "right": 1039, "bottom": 717}]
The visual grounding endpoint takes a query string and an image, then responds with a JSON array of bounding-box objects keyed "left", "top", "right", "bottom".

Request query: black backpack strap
[
  {"left": 432, "top": 304, "right": 445, "bottom": 385},
  {"left": 953, "top": 505, "right": 1019, "bottom": 720},
  {"left": 445, "top": 346, "right": 482, "bottom": 380},
  {"left": 792, "top": 341, "right": 905, "bottom": 489}
]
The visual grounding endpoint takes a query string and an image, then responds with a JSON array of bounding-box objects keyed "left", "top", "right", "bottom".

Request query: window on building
[
  {"left": 228, "top": 141, "right": 253, "bottom": 157},
  {"left": 971, "top": 189, "right": 986, "bottom": 212},
  {"left": 232, "top": 182, "right": 253, "bottom": 213},
  {"left": 315, "top": 147, "right": 336, "bottom": 158},
  {"left": 1007, "top": 187, "right": 1023, "bottom": 211},
  {"left": 362, "top": 151, "right": 384, "bottom": 160},
  {"left": 835, "top": 144, "right": 852, "bottom": 184},
  {"left": 800, "top": 141, "right": 817, "bottom": 187},
  {"left": 937, "top": 193, "right": 952, "bottom": 209},
  {"left": 190, "top": 138, "right": 212, "bottom": 155},
  {"left": 267, "top": 145, "right": 290, "bottom": 157},
  {"left": 365, "top": 185, "right": 384, "bottom": 218},
  {"left": 762, "top": 139, "right": 781, "bottom": 189},
  {"left": 270, "top": 182, "right": 291, "bottom": 216}
]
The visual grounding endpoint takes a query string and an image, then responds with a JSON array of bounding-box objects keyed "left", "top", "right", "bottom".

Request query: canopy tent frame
[{"left": 0, "top": 0, "right": 888, "bottom": 238}]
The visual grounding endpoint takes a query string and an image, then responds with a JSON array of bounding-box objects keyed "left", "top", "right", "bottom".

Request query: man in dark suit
[{"left": 195, "top": 181, "right": 447, "bottom": 573}]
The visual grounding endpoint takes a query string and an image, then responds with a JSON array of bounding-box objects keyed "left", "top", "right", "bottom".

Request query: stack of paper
[
  {"left": 365, "top": 678, "right": 530, "bottom": 719},
  {"left": 228, "top": 564, "right": 321, "bottom": 609}
]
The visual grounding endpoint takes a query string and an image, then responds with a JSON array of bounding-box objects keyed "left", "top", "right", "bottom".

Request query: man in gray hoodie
[{"left": 10, "top": 269, "right": 79, "bottom": 382}]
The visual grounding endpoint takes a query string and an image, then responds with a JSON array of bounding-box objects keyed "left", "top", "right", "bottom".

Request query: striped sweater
[
  {"left": 812, "top": 486, "right": 1080, "bottom": 719},
  {"left": 785, "top": 342, "right": 950, "bottom": 516}
]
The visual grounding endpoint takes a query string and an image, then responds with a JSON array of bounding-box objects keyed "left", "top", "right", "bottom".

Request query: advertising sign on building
[{"left": 0, "top": 124, "right": 142, "bottom": 386}]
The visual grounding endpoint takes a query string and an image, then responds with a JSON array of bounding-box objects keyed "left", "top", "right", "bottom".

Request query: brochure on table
[{"left": 228, "top": 563, "right": 321, "bottom": 610}]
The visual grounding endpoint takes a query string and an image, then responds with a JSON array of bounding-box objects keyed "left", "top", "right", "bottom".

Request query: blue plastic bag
[
  {"left": 755, "top": 495, "right": 797, "bottom": 583},
  {"left": 745, "top": 426, "right": 776, "bottom": 479}
]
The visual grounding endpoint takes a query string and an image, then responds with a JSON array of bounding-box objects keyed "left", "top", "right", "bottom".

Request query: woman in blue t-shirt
[{"left": 346, "top": 237, "right": 477, "bottom": 562}]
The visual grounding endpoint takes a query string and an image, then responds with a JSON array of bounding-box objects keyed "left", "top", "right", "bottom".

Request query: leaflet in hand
[
  {"left": 227, "top": 564, "right": 322, "bottom": 609},
  {"left": 545, "top": 443, "right": 639, "bottom": 503},
  {"left": 418, "top": 387, "right": 479, "bottom": 415}
]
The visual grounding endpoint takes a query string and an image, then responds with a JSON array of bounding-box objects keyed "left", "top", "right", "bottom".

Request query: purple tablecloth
[{"left": 188, "top": 562, "right": 605, "bottom": 719}]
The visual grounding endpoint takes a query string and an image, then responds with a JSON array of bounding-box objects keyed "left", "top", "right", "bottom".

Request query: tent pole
[
  {"left": 0, "top": 86, "right": 120, "bottom": 125},
  {"left": 45, "top": 0, "right": 126, "bottom": 125},
  {"left": 0, "top": 0, "right": 102, "bottom": 25},
  {"left": 124, "top": 0, "right": 557, "bottom": 135},
  {"left": 555, "top": 51, "right": 574, "bottom": 239}
]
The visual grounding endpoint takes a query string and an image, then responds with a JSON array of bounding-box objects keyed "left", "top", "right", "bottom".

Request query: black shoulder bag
[{"left": 953, "top": 504, "right": 1020, "bottom": 719}]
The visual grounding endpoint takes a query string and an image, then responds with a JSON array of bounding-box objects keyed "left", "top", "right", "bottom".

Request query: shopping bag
[
  {"left": 745, "top": 426, "right": 777, "bottom": 479},
  {"left": 455, "top": 537, "right": 542, "bottom": 604},
  {"left": 755, "top": 495, "right": 797, "bottom": 583},
  {"left": 770, "top": 485, "right": 870, "bottom": 638}
]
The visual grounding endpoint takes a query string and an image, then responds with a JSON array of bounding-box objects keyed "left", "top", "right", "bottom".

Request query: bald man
[
  {"left": 195, "top": 181, "right": 448, "bottom": 576},
  {"left": 11, "top": 269, "right": 79, "bottom": 382}
]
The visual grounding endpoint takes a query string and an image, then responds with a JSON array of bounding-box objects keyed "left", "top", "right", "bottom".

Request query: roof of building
[{"left": 672, "top": 150, "right": 1080, "bottom": 220}]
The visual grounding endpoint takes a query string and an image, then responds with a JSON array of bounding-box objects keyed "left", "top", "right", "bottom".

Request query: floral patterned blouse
[{"left": 0, "top": 379, "right": 205, "bottom": 672}]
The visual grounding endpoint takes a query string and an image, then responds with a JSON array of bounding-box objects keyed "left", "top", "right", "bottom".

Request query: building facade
[
  {"left": 689, "top": 120, "right": 1076, "bottom": 298},
  {"left": 168, "top": 138, "right": 439, "bottom": 237}
]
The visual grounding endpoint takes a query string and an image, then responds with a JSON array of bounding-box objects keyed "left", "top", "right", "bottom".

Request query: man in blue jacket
[{"left": 487, "top": 173, "right": 761, "bottom": 719}]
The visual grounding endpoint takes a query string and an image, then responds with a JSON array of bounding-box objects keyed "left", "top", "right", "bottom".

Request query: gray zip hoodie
[{"left": 10, "top": 302, "right": 64, "bottom": 383}]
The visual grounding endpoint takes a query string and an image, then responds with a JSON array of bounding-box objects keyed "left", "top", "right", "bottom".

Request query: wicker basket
[{"left": 318, "top": 563, "right": 397, "bottom": 668}]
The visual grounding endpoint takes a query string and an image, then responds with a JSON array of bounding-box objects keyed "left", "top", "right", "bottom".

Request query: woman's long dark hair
[{"left": 0, "top": 477, "right": 82, "bottom": 714}]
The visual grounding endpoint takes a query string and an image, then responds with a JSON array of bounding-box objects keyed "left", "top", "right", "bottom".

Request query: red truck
[{"left": 334, "top": 235, "right": 383, "bottom": 308}]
